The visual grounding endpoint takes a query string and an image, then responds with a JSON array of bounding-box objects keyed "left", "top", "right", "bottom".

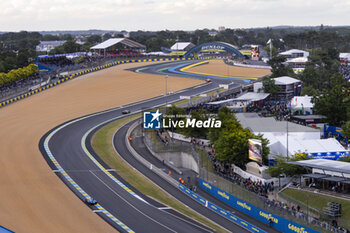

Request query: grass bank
[
  {"left": 91, "top": 114, "right": 228, "bottom": 233},
  {"left": 282, "top": 188, "right": 350, "bottom": 229}
]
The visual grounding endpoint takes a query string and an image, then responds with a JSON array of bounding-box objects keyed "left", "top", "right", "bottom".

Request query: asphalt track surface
[
  {"left": 39, "top": 60, "right": 269, "bottom": 232},
  {"left": 122, "top": 123, "right": 280, "bottom": 233}
]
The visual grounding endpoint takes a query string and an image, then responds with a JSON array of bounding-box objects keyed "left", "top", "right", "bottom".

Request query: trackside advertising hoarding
[{"left": 199, "top": 179, "right": 319, "bottom": 233}]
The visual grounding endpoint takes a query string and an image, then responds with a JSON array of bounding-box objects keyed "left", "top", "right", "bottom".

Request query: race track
[
  {"left": 0, "top": 60, "right": 203, "bottom": 233},
  {"left": 1, "top": 59, "right": 272, "bottom": 232}
]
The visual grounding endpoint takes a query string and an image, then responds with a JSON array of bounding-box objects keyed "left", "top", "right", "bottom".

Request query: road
[{"left": 39, "top": 60, "right": 258, "bottom": 232}]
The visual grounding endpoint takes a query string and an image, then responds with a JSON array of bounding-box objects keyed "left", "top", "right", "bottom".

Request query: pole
[
  {"left": 286, "top": 115, "right": 289, "bottom": 160},
  {"left": 165, "top": 75, "right": 168, "bottom": 106},
  {"left": 270, "top": 39, "right": 272, "bottom": 59}
]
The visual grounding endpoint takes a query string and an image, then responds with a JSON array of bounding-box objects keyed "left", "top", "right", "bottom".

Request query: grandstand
[
  {"left": 35, "top": 52, "right": 88, "bottom": 74},
  {"left": 90, "top": 38, "right": 146, "bottom": 57}
]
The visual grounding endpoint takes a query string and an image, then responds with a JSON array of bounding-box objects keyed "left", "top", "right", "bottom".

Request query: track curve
[{"left": 39, "top": 60, "right": 265, "bottom": 232}]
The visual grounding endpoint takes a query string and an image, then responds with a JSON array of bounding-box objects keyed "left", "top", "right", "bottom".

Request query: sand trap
[
  {"left": 0, "top": 61, "right": 203, "bottom": 233},
  {"left": 187, "top": 60, "right": 271, "bottom": 78}
]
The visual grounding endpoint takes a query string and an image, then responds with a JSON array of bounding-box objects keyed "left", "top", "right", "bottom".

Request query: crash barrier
[
  {"left": 199, "top": 179, "right": 319, "bottom": 233},
  {"left": 0, "top": 56, "right": 228, "bottom": 109},
  {"left": 178, "top": 183, "right": 266, "bottom": 233}
]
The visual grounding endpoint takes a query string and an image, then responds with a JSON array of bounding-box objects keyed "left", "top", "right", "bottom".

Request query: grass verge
[
  {"left": 282, "top": 188, "right": 350, "bottom": 229},
  {"left": 91, "top": 114, "right": 229, "bottom": 233}
]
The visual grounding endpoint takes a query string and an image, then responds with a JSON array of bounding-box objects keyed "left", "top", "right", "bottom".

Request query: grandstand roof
[
  {"left": 274, "top": 76, "right": 301, "bottom": 85},
  {"left": 235, "top": 113, "right": 318, "bottom": 133},
  {"left": 170, "top": 42, "right": 195, "bottom": 51},
  {"left": 288, "top": 159, "right": 350, "bottom": 174},
  {"left": 234, "top": 92, "right": 270, "bottom": 102},
  {"left": 90, "top": 38, "right": 146, "bottom": 50},
  {"left": 279, "top": 49, "right": 309, "bottom": 56}
]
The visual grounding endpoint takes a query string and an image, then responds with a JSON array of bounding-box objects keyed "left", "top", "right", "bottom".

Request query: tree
[
  {"left": 266, "top": 154, "right": 309, "bottom": 178},
  {"left": 312, "top": 75, "right": 349, "bottom": 126},
  {"left": 267, "top": 55, "right": 294, "bottom": 78},
  {"left": 262, "top": 76, "right": 281, "bottom": 97},
  {"left": 264, "top": 45, "right": 277, "bottom": 57},
  {"left": 208, "top": 107, "right": 269, "bottom": 167},
  {"left": 342, "top": 121, "right": 350, "bottom": 139},
  {"left": 87, "top": 35, "right": 102, "bottom": 44},
  {"left": 182, "top": 109, "right": 209, "bottom": 139}
]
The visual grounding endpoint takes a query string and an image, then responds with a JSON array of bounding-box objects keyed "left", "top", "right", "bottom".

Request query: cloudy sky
[{"left": 1, "top": 0, "right": 350, "bottom": 31}]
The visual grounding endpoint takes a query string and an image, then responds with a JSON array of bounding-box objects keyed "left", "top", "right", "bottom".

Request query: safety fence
[
  {"left": 199, "top": 179, "right": 319, "bottom": 233},
  {"left": 178, "top": 183, "right": 267, "bottom": 233},
  {"left": 0, "top": 56, "right": 227, "bottom": 109}
]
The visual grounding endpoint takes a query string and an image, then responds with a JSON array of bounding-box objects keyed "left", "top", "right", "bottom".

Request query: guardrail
[
  {"left": 199, "top": 179, "right": 320, "bottom": 233},
  {"left": 0, "top": 56, "right": 227, "bottom": 109},
  {"left": 127, "top": 121, "right": 266, "bottom": 233},
  {"left": 126, "top": 120, "right": 178, "bottom": 187},
  {"left": 178, "top": 183, "right": 267, "bottom": 233}
]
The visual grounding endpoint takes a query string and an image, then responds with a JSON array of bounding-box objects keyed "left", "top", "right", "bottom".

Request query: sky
[{"left": 1, "top": 0, "right": 350, "bottom": 31}]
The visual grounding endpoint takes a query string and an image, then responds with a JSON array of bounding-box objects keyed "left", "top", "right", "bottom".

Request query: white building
[
  {"left": 235, "top": 113, "right": 348, "bottom": 161},
  {"left": 290, "top": 96, "right": 314, "bottom": 115},
  {"left": 279, "top": 49, "right": 309, "bottom": 59},
  {"left": 170, "top": 42, "right": 195, "bottom": 51},
  {"left": 36, "top": 40, "right": 66, "bottom": 52}
]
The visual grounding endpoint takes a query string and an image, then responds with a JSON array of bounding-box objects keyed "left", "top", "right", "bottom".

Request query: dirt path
[
  {"left": 0, "top": 61, "right": 203, "bottom": 233},
  {"left": 187, "top": 59, "right": 271, "bottom": 78}
]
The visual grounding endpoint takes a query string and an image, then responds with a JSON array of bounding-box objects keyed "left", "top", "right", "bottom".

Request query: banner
[
  {"left": 199, "top": 179, "right": 319, "bottom": 233},
  {"left": 248, "top": 139, "right": 262, "bottom": 163}
]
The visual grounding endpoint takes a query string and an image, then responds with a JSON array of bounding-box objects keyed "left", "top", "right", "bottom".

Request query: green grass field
[
  {"left": 91, "top": 114, "right": 229, "bottom": 233},
  {"left": 282, "top": 188, "right": 350, "bottom": 229}
]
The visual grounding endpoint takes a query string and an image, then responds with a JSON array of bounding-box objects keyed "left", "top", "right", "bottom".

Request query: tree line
[
  {"left": 0, "top": 64, "right": 39, "bottom": 87},
  {"left": 165, "top": 106, "right": 270, "bottom": 168}
]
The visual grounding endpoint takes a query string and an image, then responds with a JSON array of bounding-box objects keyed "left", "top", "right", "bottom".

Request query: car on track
[
  {"left": 122, "top": 109, "right": 130, "bottom": 114},
  {"left": 85, "top": 197, "right": 97, "bottom": 205},
  {"left": 206, "top": 78, "right": 212, "bottom": 83}
]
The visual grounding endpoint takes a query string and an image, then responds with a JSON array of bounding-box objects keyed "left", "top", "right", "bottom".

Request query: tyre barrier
[{"left": 0, "top": 56, "right": 229, "bottom": 109}]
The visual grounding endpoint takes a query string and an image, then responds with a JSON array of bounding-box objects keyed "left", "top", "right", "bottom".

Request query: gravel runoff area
[
  {"left": 0, "top": 59, "right": 269, "bottom": 233},
  {"left": 0, "top": 61, "right": 203, "bottom": 233}
]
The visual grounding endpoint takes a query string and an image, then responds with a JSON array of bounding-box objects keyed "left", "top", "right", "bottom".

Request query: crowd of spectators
[
  {"left": 0, "top": 73, "right": 42, "bottom": 100},
  {"left": 246, "top": 100, "right": 289, "bottom": 120},
  {"left": 340, "top": 63, "right": 350, "bottom": 80},
  {"left": 199, "top": 145, "right": 349, "bottom": 233}
]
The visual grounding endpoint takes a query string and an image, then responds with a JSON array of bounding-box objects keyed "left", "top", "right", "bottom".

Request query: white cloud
[{"left": 0, "top": 0, "right": 349, "bottom": 31}]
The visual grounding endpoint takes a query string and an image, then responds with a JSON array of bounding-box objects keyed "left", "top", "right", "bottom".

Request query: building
[
  {"left": 278, "top": 49, "right": 309, "bottom": 59},
  {"left": 90, "top": 38, "right": 146, "bottom": 56},
  {"left": 254, "top": 76, "right": 302, "bottom": 99},
  {"left": 209, "top": 30, "right": 218, "bottom": 37},
  {"left": 236, "top": 113, "right": 348, "bottom": 163},
  {"left": 36, "top": 40, "right": 66, "bottom": 52},
  {"left": 170, "top": 42, "right": 195, "bottom": 51},
  {"left": 274, "top": 76, "right": 302, "bottom": 99},
  {"left": 169, "top": 42, "right": 196, "bottom": 56},
  {"left": 290, "top": 96, "right": 314, "bottom": 115},
  {"left": 218, "top": 26, "right": 226, "bottom": 32},
  {"left": 288, "top": 159, "right": 350, "bottom": 193},
  {"left": 340, "top": 53, "right": 350, "bottom": 64}
]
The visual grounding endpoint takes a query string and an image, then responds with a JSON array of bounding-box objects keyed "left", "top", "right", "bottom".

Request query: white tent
[
  {"left": 290, "top": 96, "right": 314, "bottom": 114},
  {"left": 279, "top": 49, "right": 309, "bottom": 58},
  {"left": 170, "top": 42, "right": 195, "bottom": 51}
]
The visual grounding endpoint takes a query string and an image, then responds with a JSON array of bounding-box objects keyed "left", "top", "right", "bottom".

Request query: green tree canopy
[{"left": 268, "top": 55, "right": 295, "bottom": 78}]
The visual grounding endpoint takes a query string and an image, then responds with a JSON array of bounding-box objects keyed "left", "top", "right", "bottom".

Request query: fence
[{"left": 198, "top": 151, "right": 347, "bottom": 233}]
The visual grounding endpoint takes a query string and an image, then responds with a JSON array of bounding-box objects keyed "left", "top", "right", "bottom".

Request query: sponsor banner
[
  {"left": 248, "top": 139, "right": 262, "bottom": 163},
  {"left": 199, "top": 179, "right": 319, "bottom": 233},
  {"left": 307, "top": 151, "right": 350, "bottom": 160},
  {"left": 178, "top": 183, "right": 266, "bottom": 233}
]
